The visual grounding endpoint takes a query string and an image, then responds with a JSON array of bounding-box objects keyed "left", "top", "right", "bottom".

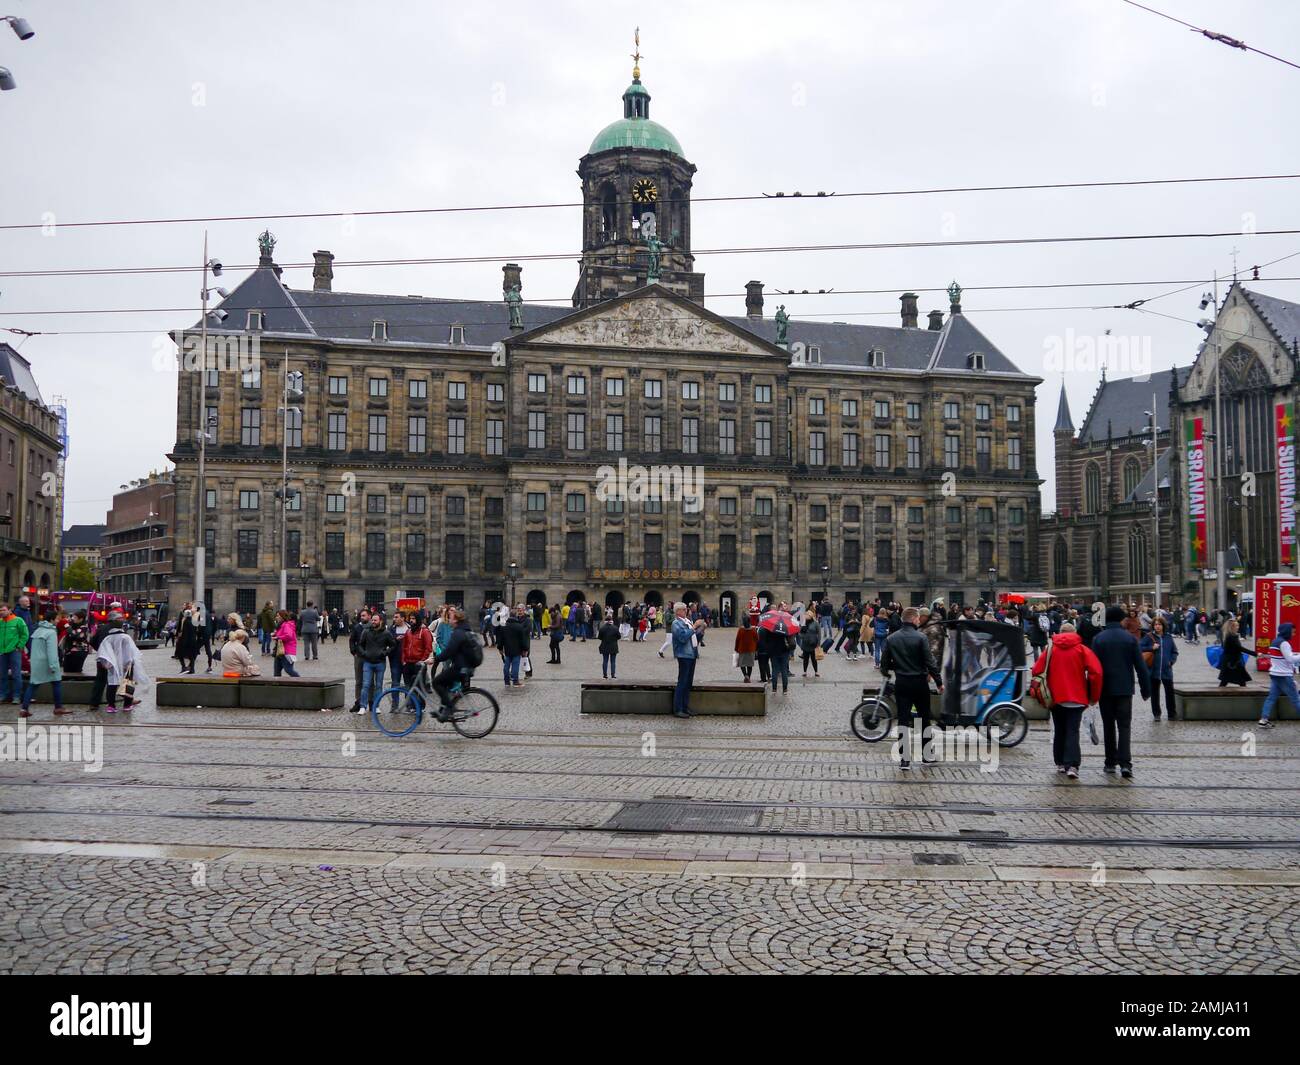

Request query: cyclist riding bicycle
[{"left": 429, "top": 607, "right": 484, "bottom": 719}]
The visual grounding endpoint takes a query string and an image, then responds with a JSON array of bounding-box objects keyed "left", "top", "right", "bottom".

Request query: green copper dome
[{"left": 587, "top": 77, "right": 684, "bottom": 158}]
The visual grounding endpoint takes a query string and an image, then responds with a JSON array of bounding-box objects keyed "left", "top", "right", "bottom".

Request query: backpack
[{"left": 462, "top": 636, "right": 484, "bottom": 669}]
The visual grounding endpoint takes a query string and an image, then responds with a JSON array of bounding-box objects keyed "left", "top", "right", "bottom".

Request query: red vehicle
[
  {"left": 1251, "top": 573, "right": 1300, "bottom": 670},
  {"left": 46, "top": 590, "right": 133, "bottom": 624}
]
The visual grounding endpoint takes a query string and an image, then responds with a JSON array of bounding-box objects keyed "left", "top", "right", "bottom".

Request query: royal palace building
[{"left": 168, "top": 60, "right": 1043, "bottom": 619}]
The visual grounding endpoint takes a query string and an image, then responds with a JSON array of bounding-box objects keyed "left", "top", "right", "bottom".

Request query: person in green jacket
[
  {"left": 21, "top": 610, "right": 68, "bottom": 717},
  {"left": 0, "top": 603, "right": 29, "bottom": 704}
]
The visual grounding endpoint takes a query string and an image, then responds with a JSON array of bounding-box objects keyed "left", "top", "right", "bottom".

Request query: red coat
[
  {"left": 1032, "top": 631, "right": 1103, "bottom": 706},
  {"left": 400, "top": 626, "right": 433, "bottom": 665}
]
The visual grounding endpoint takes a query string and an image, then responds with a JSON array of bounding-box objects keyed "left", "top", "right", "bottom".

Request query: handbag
[
  {"left": 272, "top": 638, "right": 284, "bottom": 657},
  {"left": 121, "top": 663, "right": 137, "bottom": 705},
  {"left": 731, "top": 651, "right": 739, "bottom": 668},
  {"left": 521, "top": 655, "right": 532, "bottom": 676},
  {"left": 1083, "top": 704, "right": 1101, "bottom": 745},
  {"left": 815, "top": 646, "right": 826, "bottom": 660},
  {"left": 1029, "top": 640, "right": 1054, "bottom": 707}
]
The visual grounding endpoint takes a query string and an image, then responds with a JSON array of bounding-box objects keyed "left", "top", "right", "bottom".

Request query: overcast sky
[{"left": 4, "top": 0, "right": 1299, "bottom": 527}]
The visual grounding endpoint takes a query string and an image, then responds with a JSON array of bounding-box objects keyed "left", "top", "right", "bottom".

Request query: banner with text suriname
[
  {"left": 1186, "top": 416, "right": 1208, "bottom": 569},
  {"left": 1278, "top": 402, "right": 1296, "bottom": 569}
]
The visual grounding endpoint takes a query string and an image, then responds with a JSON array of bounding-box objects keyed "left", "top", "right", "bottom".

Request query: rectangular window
[
  {"left": 755, "top": 534, "right": 773, "bottom": 571},
  {"left": 1009, "top": 505, "right": 1025, "bottom": 526},
  {"left": 445, "top": 534, "right": 465, "bottom": 573},
  {"left": 606, "top": 377, "right": 625, "bottom": 397},
  {"left": 681, "top": 417, "right": 699, "bottom": 454},
  {"left": 908, "top": 505, "right": 924, "bottom": 524},
  {"left": 526, "top": 531, "right": 546, "bottom": 569},
  {"left": 408, "top": 415, "right": 427, "bottom": 453},
  {"left": 567, "top": 412, "right": 586, "bottom": 450},
  {"left": 485, "top": 497, "right": 504, "bottom": 521},
  {"left": 567, "top": 374, "right": 586, "bottom": 395},
  {"left": 239, "top": 490, "right": 259, "bottom": 510},
  {"left": 842, "top": 432, "right": 858, "bottom": 467},
  {"left": 284, "top": 488, "right": 302, "bottom": 512},
  {"left": 447, "top": 380, "right": 466, "bottom": 401},
  {"left": 409, "top": 378, "right": 427, "bottom": 400},
  {"left": 1010, "top": 541, "right": 1026, "bottom": 580},
  {"left": 528, "top": 373, "right": 547, "bottom": 393},
  {"left": 643, "top": 499, "right": 662, "bottom": 514},
  {"left": 240, "top": 408, "right": 261, "bottom": 446},
  {"left": 643, "top": 416, "right": 662, "bottom": 452},
  {"left": 809, "top": 431, "right": 825, "bottom": 465},
  {"left": 755, "top": 420, "right": 771, "bottom": 457},
  {"left": 643, "top": 378, "right": 662, "bottom": 400},
  {"left": 719, "top": 382, "right": 736, "bottom": 402},
  {"left": 719, "top": 418, "right": 736, "bottom": 455},
  {"left": 943, "top": 400, "right": 960, "bottom": 420},
  {"left": 947, "top": 540, "right": 963, "bottom": 574},
  {"left": 754, "top": 383, "right": 772, "bottom": 404},
  {"left": 565, "top": 531, "right": 586, "bottom": 571},
  {"left": 842, "top": 398, "right": 858, "bottom": 417},
  {"left": 844, "top": 504, "right": 860, "bottom": 523},
  {"left": 976, "top": 435, "right": 991, "bottom": 473},
  {"left": 1007, "top": 404, "right": 1021, "bottom": 423},
  {"left": 1008, "top": 437, "right": 1022, "bottom": 471},
  {"left": 205, "top": 488, "right": 217, "bottom": 510},
  {"left": 365, "top": 533, "right": 386, "bottom": 569},
  {"left": 237, "top": 529, "right": 258, "bottom": 568},
  {"left": 327, "top": 412, "right": 347, "bottom": 451},
  {"left": 946, "top": 505, "right": 963, "bottom": 524},
  {"left": 326, "top": 494, "right": 346, "bottom": 513},
  {"left": 605, "top": 533, "right": 625, "bottom": 568},
  {"left": 907, "top": 541, "right": 924, "bottom": 573},
  {"left": 285, "top": 529, "right": 301, "bottom": 568},
  {"left": 976, "top": 402, "right": 991, "bottom": 422},
  {"left": 407, "top": 494, "right": 426, "bottom": 515},
  {"left": 325, "top": 532, "right": 345, "bottom": 569},
  {"left": 565, "top": 492, "right": 586, "bottom": 513},
  {"left": 810, "top": 538, "right": 828, "bottom": 571},
  {"left": 328, "top": 375, "right": 348, "bottom": 396},
  {"left": 681, "top": 534, "right": 701, "bottom": 569},
  {"left": 719, "top": 534, "right": 737, "bottom": 571},
  {"left": 606, "top": 414, "right": 624, "bottom": 451},
  {"left": 978, "top": 506, "right": 994, "bottom": 525},
  {"left": 755, "top": 497, "right": 774, "bottom": 517},
  {"left": 874, "top": 434, "right": 891, "bottom": 468},
  {"left": 447, "top": 417, "right": 466, "bottom": 455},
  {"left": 606, "top": 498, "right": 624, "bottom": 515},
  {"left": 446, "top": 496, "right": 465, "bottom": 516},
  {"left": 205, "top": 528, "right": 216, "bottom": 568},
  {"left": 487, "top": 419, "right": 504, "bottom": 456},
  {"left": 720, "top": 497, "right": 737, "bottom": 516},
  {"left": 906, "top": 400, "right": 922, "bottom": 420},
  {"left": 876, "top": 505, "right": 892, "bottom": 524},
  {"left": 906, "top": 435, "right": 921, "bottom": 469},
  {"left": 366, "top": 494, "right": 386, "bottom": 514},
  {"left": 528, "top": 411, "right": 546, "bottom": 449},
  {"left": 979, "top": 540, "right": 994, "bottom": 571},
  {"left": 284, "top": 408, "right": 302, "bottom": 448},
  {"left": 874, "top": 399, "right": 890, "bottom": 419},
  {"left": 369, "top": 378, "right": 388, "bottom": 399},
  {"left": 368, "top": 414, "right": 387, "bottom": 451},
  {"left": 484, "top": 534, "right": 503, "bottom": 574},
  {"left": 876, "top": 539, "right": 893, "bottom": 574},
  {"left": 810, "top": 504, "right": 827, "bottom": 522},
  {"left": 406, "top": 533, "right": 426, "bottom": 572},
  {"left": 644, "top": 533, "right": 663, "bottom": 570},
  {"left": 944, "top": 434, "right": 960, "bottom": 468},
  {"left": 809, "top": 397, "right": 825, "bottom": 416},
  {"left": 487, "top": 383, "right": 504, "bottom": 403},
  {"left": 843, "top": 539, "right": 860, "bottom": 573},
  {"left": 681, "top": 380, "right": 700, "bottom": 401},
  {"left": 527, "top": 492, "right": 546, "bottom": 512}
]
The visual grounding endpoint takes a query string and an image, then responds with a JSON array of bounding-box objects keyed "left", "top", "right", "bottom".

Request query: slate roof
[
  {"left": 1054, "top": 384, "right": 1074, "bottom": 432},
  {"left": 1124, "top": 448, "right": 1172, "bottom": 503},
  {"left": 1241, "top": 286, "right": 1300, "bottom": 348},
  {"left": 0, "top": 342, "right": 45, "bottom": 403},
  {"left": 194, "top": 264, "right": 1028, "bottom": 375},
  {"left": 1077, "top": 367, "right": 1188, "bottom": 444},
  {"left": 62, "top": 524, "right": 105, "bottom": 548}
]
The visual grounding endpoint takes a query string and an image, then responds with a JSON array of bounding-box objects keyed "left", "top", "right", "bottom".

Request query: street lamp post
[
  {"left": 820, "top": 564, "right": 829, "bottom": 601},
  {"left": 194, "top": 234, "right": 223, "bottom": 617},
  {"left": 299, "top": 561, "right": 309, "bottom": 610},
  {"left": 277, "top": 358, "right": 304, "bottom": 609},
  {"left": 1199, "top": 281, "right": 1227, "bottom": 613},
  {"left": 142, "top": 510, "right": 158, "bottom": 623},
  {"left": 1144, "top": 399, "right": 1162, "bottom": 610},
  {"left": 508, "top": 561, "right": 519, "bottom": 607},
  {"left": 988, "top": 567, "right": 997, "bottom": 609}
]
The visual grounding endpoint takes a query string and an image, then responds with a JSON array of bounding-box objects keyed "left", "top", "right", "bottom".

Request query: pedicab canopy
[{"left": 940, "top": 619, "right": 1025, "bottom": 722}]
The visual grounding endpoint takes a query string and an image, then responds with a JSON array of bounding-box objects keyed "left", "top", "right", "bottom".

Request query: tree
[{"left": 62, "top": 558, "right": 98, "bottom": 590}]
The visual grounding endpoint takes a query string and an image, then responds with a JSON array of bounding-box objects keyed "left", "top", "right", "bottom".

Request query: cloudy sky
[{"left": 4, "top": 0, "right": 1299, "bottom": 527}]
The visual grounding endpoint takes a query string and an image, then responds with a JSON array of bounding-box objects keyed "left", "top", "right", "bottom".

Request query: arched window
[
  {"left": 1089, "top": 537, "right": 1103, "bottom": 590},
  {"left": 1128, "top": 526, "right": 1150, "bottom": 585},
  {"left": 600, "top": 184, "right": 617, "bottom": 242},
  {"left": 1084, "top": 462, "right": 1102, "bottom": 514},
  {"left": 1053, "top": 537, "right": 1069, "bottom": 587},
  {"left": 1123, "top": 458, "right": 1141, "bottom": 499}
]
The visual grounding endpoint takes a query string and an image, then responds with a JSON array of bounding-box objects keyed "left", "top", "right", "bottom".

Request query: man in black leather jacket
[
  {"left": 431, "top": 609, "right": 478, "bottom": 718},
  {"left": 880, "top": 607, "right": 944, "bottom": 769}
]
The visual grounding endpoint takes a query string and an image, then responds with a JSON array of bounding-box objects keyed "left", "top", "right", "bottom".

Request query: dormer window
[
  {"left": 967, "top": 351, "right": 986, "bottom": 371},
  {"left": 808, "top": 345, "right": 822, "bottom": 364},
  {"left": 372, "top": 320, "right": 388, "bottom": 341},
  {"left": 865, "top": 349, "right": 884, "bottom": 368},
  {"left": 449, "top": 324, "right": 465, "bottom": 345},
  {"left": 246, "top": 310, "right": 264, "bottom": 331}
]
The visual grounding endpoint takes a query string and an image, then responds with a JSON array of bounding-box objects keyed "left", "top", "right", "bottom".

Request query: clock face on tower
[{"left": 631, "top": 178, "right": 658, "bottom": 204}]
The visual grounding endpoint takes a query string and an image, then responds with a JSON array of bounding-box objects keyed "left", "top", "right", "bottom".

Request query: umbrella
[
  {"left": 758, "top": 610, "right": 798, "bottom": 635},
  {"left": 1003, "top": 593, "right": 1026, "bottom": 605}
]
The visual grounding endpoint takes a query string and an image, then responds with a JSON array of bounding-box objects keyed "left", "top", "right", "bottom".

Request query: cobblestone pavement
[{"left": 2, "top": 634, "right": 1297, "bottom": 973}]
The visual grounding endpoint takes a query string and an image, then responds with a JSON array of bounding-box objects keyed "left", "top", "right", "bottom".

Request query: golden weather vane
[{"left": 631, "top": 27, "right": 642, "bottom": 79}]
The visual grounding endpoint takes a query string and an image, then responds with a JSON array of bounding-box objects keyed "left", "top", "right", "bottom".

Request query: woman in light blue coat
[{"left": 21, "top": 611, "right": 68, "bottom": 718}]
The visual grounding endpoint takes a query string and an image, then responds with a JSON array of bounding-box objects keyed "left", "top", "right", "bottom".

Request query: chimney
[
  {"left": 312, "top": 250, "right": 334, "bottom": 292},
  {"left": 745, "top": 280, "right": 764, "bottom": 319},
  {"left": 927, "top": 309, "right": 944, "bottom": 330},
  {"left": 899, "top": 292, "right": 919, "bottom": 328},
  {"left": 502, "top": 262, "right": 522, "bottom": 299}
]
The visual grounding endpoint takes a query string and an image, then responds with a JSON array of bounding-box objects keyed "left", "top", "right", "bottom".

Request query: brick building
[{"left": 103, "top": 472, "right": 175, "bottom": 614}]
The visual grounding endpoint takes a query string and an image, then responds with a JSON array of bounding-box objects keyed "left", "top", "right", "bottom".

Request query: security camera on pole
[
  {"left": 194, "top": 234, "right": 224, "bottom": 616},
  {"left": 0, "top": 15, "right": 35, "bottom": 92},
  {"left": 277, "top": 358, "right": 305, "bottom": 609}
]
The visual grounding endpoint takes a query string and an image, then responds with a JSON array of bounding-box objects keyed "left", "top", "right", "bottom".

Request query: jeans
[
  {"left": 769, "top": 652, "right": 791, "bottom": 692},
  {"left": 21, "top": 679, "right": 63, "bottom": 710},
  {"left": 503, "top": 654, "right": 521, "bottom": 685},
  {"left": 674, "top": 655, "right": 696, "bottom": 712},
  {"left": 601, "top": 651, "right": 616, "bottom": 678},
  {"left": 1261, "top": 673, "right": 1300, "bottom": 721},
  {"left": 359, "top": 660, "right": 386, "bottom": 710},
  {"left": 0, "top": 649, "right": 22, "bottom": 700},
  {"left": 274, "top": 655, "right": 300, "bottom": 678},
  {"left": 873, "top": 639, "right": 883, "bottom": 665},
  {"left": 260, "top": 629, "right": 273, "bottom": 654},
  {"left": 1099, "top": 695, "right": 1134, "bottom": 768},
  {"left": 820, "top": 617, "right": 832, "bottom": 641},
  {"left": 1049, "top": 703, "right": 1084, "bottom": 769},
  {"left": 1150, "top": 677, "right": 1177, "bottom": 717}
]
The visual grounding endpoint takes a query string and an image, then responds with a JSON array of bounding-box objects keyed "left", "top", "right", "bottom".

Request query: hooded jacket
[
  {"left": 1092, "top": 619, "right": 1151, "bottom": 699},
  {"left": 1032, "top": 631, "right": 1103, "bottom": 706}
]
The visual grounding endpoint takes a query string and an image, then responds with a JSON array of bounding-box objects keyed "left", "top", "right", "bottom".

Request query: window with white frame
[
  {"left": 528, "top": 373, "right": 546, "bottom": 393},
  {"left": 567, "top": 413, "right": 586, "bottom": 450},
  {"left": 447, "top": 417, "right": 465, "bottom": 455},
  {"left": 528, "top": 411, "right": 546, "bottom": 449},
  {"left": 719, "top": 418, "right": 735, "bottom": 455},
  {"left": 809, "top": 431, "right": 826, "bottom": 465},
  {"left": 486, "top": 419, "right": 504, "bottom": 455},
  {"left": 447, "top": 380, "right": 466, "bottom": 401}
]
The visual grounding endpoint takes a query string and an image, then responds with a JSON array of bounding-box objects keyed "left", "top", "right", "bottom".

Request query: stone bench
[
  {"left": 156, "top": 675, "right": 345, "bottom": 710},
  {"left": 1174, "top": 684, "right": 1290, "bottom": 721},
  {"left": 580, "top": 680, "right": 766, "bottom": 716},
  {"left": 18, "top": 676, "right": 96, "bottom": 704}
]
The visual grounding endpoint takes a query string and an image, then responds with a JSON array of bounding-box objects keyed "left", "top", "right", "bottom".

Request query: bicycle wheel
[
  {"left": 371, "top": 685, "right": 424, "bottom": 738},
  {"left": 984, "top": 702, "right": 1028, "bottom": 748},
  {"left": 450, "top": 687, "right": 499, "bottom": 739},
  {"left": 850, "top": 698, "right": 893, "bottom": 743}
]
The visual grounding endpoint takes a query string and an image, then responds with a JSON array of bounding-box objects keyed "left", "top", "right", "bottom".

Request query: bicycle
[{"left": 369, "top": 661, "right": 500, "bottom": 739}]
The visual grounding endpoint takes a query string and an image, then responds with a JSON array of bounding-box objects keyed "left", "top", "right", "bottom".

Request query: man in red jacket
[
  {"left": 1031, "top": 622, "right": 1103, "bottom": 779},
  {"left": 399, "top": 615, "right": 434, "bottom": 693}
]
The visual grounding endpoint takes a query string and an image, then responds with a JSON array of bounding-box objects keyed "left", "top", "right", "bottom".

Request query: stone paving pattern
[{"left": 2, "top": 635, "right": 1297, "bottom": 973}]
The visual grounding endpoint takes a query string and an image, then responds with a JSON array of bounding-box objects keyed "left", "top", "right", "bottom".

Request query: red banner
[
  {"left": 1185, "top": 416, "right": 1207, "bottom": 569},
  {"left": 1277, "top": 402, "right": 1296, "bottom": 569}
]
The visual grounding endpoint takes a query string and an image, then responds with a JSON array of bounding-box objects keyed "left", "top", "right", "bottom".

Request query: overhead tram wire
[
  {"left": 2, "top": 171, "right": 1299, "bottom": 232},
  {"left": 1120, "top": 0, "right": 1300, "bottom": 72},
  {"left": 6, "top": 225, "right": 1300, "bottom": 280},
  {"left": 1109, "top": 249, "right": 1300, "bottom": 311}
]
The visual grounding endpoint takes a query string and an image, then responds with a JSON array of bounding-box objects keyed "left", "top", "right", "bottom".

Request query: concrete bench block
[
  {"left": 580, "top": 681, "right": 765, "bottom": 716},
  {"left": 238, "top": 677, "right": 346, "bottom": 710},
  {"left": 156, "top": 676, "right": 241, "bottom": 707},
  {"left": 18, "top": 676, "right": 96, "bottom": 704},
  {"left": 1174, "top": 685, "right": 1291, "bottom": 720}
]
